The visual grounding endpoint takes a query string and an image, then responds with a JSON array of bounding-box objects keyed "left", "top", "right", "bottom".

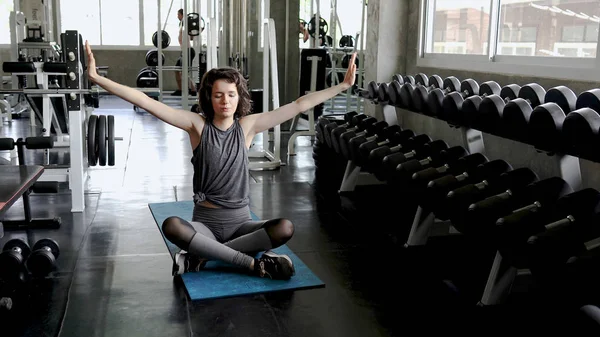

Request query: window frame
[{"left": 417, "top": 0, "right": 600, "bottom": 82}]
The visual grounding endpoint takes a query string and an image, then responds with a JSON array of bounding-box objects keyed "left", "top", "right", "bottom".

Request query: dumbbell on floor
[
  {"left": 0, "top": 239, "right": 30, "bottom": 281},
  {"left": 26, "top": 238, "right": 60, "bottom": 277}
]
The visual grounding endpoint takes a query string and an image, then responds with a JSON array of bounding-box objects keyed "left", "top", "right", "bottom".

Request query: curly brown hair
[{"left": 198, "top": 67, "right": 252, "bottom": 120}]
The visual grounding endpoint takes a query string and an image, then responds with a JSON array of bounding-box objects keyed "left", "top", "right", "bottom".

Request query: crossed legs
[{"left": 162, "top": 215, "right": 295, "bottom": 277}]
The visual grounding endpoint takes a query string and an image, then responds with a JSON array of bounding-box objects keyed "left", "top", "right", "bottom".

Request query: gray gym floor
[{"left": 0, "top": 96, "right": 590, "bottom": 336}]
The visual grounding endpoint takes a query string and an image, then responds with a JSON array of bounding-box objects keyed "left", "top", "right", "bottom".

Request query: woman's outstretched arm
[
  {"left": 85, "top": 41, "right": 202, "bottom": 132},
  {"left": 245, "top": 53, "right": 357, "bottom": 135}
]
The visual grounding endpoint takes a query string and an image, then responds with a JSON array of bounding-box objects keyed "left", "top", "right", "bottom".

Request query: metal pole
[
  {"left": 157, "top": 0, "right": 163, "bottom": 102},
  {"left": 183, "top": 0, "right": 189, "bottom": 109}
]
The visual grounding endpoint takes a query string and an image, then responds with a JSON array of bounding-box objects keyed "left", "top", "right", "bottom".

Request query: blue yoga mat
[{"left": 148, "top": 200, "right": 325, "bottom": 300}]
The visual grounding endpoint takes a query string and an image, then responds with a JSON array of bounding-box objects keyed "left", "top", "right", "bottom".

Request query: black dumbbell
[
  {"left": 388, "top": 75, "right": 419, "bottom": 106},
  {"left": 397, "top": 73, "right": 431, "bottom": 111},
  {"left": 463, "top": 84, "right": 520, "bottom": 130},
  {"left": 385, "top": 140, "right": 450, "bottom": 185},
  {"left": 410, "top": 75, "right": 445, "bottom": 114},
  {"left": 527, "top": 86, "right": 578, "bottom": 153},
  {"left": 411, "top": 153, "right": 490, "bottom": 193},
  {"left": 504, "top": 85, "right": 577, "bottom": 144},
  {"left": 495, "top": 188, "right": 600, "bottom": 269},
  {"left": 479, "top": 83, "right": 546, "bottom": 137},
  {"left": 394, "top": 146, "right": 469, "bottom": 186},
  {"left": 419, "top": 157, "right": 513, "bottom": 218},
  {"left": 562, "top": 107, "right": 600, "bottom": 160},
  {"left": 462, "top": 177, "right": 573, "bottom": 237},
  {"left": 0, "top": 239, "right": 31, "bottom": 281},
  {"left": 26, "top": 238, "right": 60, "bottom": 277},
  {"left": 316, "top": 115, "right": 344, "bottom": 145},
  {"left": 322, "top": 111, "right": 362, "bottom": 148},
  {"left": 339, "top": 120, "right": 388, "bottom": 160},
  {"left": 525, "top": 188, "right": 600, "bottom": 268},
  {"left": 446, "top": 167, "right": 538, "bottom": 228},
  {"left": 357, "top": 127, "right": 407, "bottom": 171},
  {"left": 427, "top": 77, "right": 474, "bottom": 117},
  {"left": 349, "top": 124, "right": 402, "bottom": 167},
  {"left": 441, "top": 80, "right": 501, "bottom": 126},
  {"left": 367, "top": 130, "right": 422, "bottom": 178},
  {"left": 330, "top": 116, "right": 377, "bottom": 155}
]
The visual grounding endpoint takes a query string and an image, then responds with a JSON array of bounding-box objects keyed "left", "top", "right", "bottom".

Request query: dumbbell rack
[{"left": 343, "top": 77, "right": 597, "bottom": 307}]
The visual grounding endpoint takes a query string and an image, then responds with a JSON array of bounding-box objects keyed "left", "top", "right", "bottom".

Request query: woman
[{"left": 86, "top": 41, "right": 357, "bottom": 280}]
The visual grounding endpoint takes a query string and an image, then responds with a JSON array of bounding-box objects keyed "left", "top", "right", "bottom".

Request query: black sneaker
[
  {"left": 172, "top": 250, "right": 208, "bottom": 276},
  {"left": 254, "top": 251, "right": 295, "bottom": 280},
  {"left": 171, "top": 90, "right": 182, "bottom": 96}
]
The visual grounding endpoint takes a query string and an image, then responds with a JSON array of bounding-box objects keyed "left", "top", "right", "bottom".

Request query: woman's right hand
[{"left": 85, "top": 40, "right": 99, "bottom": 83}]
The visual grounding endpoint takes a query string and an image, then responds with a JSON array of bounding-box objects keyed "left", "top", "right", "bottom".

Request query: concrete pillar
[{"left": 363, "top": 0, "right": 409, "bottom": 118}]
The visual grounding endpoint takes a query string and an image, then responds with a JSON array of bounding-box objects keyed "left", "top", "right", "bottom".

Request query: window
[
  {"left": 101, "top": 0, "right": 139, "bottom": 45},
  {"left": 426, "top": 0, "right": 492, "bottom": 55},
  {"left": 0, "top": 0, "right": 13, "bottom": 44},
  {"left": 143, "top": 0, "right": 181, "bottom": 48},
  {"left": 419, "top": 0, "right": 600, "bottom": 81},
  {"left": 60, "top": 0, "right": 101, "bottom": 45},
  {"left": 497, "top": 0, "right": 600, "bottom": 57},
  {"left": 299, "top": 0, "right": 368, "bottom": 50}
]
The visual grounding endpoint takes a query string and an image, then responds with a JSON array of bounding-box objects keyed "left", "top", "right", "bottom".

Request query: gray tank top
[{"left": 191, "top": 119, "right": 249, "bottom": 208}]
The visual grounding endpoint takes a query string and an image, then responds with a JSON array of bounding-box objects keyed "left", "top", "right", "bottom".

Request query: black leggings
[{"left": 162, "top": 206, "right": 294, "bottom": 269}]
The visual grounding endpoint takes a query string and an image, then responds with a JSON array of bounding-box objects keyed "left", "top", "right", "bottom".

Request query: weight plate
[
  {"left": 307, "top": 16, "right": 329, "bottom": 37},
  {"left": 502, "top": 98, "right": 534, "bottom": 142},
  {"left": 545, "top": 86, "right": 576, "bottom": 115},
  {"left": 576, "top": 89, "right": 600, "bottom": 112},
  {"left": 480, "top": 81, "right": 501, "bottom": 96},
  {"left": 378, "top": 83, "right": 390, "bottom": 102},
  {"left": 392, "top": 74, "right": 404, "bottom": 84},
  {"left": 107, "top": 115, "right": 115, "bottom": 166},
  {"left": 32, "top": 238, "right": 60, "bottom": 258},
  {"left": 97, "top": 115, "right": 107, "bottom": 166},
  {"left": 563, "top": 108, "right": 600, "bottom": 154},
  {"left": 87, "top": 115, "right": 98, "bottom": 166},
  {"left": 443, "top": 77, "right": 461, "bottom": 92},
  {"left": 412, "top": 86, "right": 430, "bottom": 114},
  {"left": 528, "top": 103, "right": 566, "bottom": 151},
  {"left": 3, "top": 238, "right": 31, "bottom": 259},
  {"left": 519, "top": 83, "right": 546, "bottom": 108},
  {"left": 461, "top": 79, "right": 480, "bottom": 96},
  {"left": 414, "top": 73, "right": 428, "bottom": 86},
  {"left": 427, "top": 88, "right": 446, "bottom": 117},
  {"left": 429, "top": 75, "right": 443, "bottom": 89},
  {"left": 152, "top": 30, "right": 171, "bottom": 49},
  {"left": 400, "top": 83, "right": 415, "bottom": 110},
  {"left": 388, "top": 81, "right": 403, "bottom": 106},
  {"left": 367, "top": 81, "right": 379, "bottom": 99},
  {"left": 500, "top": 84, "right": 521, "bottom": 101}
]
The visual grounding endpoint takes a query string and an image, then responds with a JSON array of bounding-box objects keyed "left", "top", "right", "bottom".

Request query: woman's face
[{"left": 211, "top": 79, "right": 239, "bottom": 119}]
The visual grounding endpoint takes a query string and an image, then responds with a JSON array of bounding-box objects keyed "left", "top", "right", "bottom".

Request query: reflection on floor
[{"left": 0, "top": 97, "right": 592, "bottom": 336}]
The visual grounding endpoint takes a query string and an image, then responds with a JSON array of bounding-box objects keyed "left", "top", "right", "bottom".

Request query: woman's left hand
[{"left": 342, "top": 52, "right": 357, "bottom": 90}]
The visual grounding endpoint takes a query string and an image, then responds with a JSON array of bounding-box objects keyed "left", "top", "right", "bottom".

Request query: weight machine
[{"left": 287, "top": 0, "right": 367, "bottom": 156}]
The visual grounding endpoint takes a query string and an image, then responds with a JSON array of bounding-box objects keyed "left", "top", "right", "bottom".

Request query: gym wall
[{"left": 364, "top": 0, "right": 600, "bottom": 190}]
